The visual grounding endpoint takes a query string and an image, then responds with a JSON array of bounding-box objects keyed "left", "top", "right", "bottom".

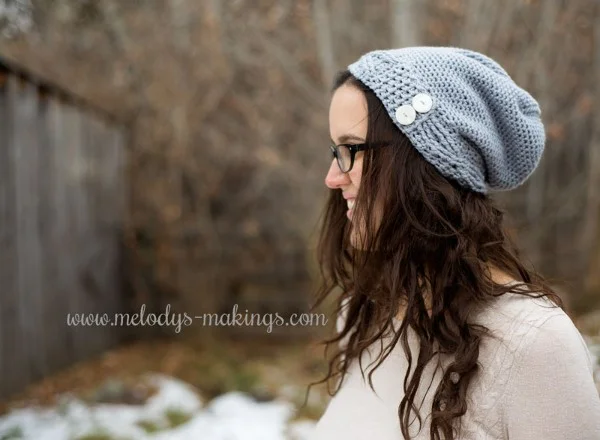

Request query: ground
[
  {"left": 0, "top": 327, "right": 599, "bottom": 439},
  {"left": 0, "top": 337, "right": 331, "bottom": 439}
]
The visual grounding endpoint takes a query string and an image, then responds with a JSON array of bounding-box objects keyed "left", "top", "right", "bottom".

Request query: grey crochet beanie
[{"left": 347, "top": 46, "right": 545, "bottom": 193}]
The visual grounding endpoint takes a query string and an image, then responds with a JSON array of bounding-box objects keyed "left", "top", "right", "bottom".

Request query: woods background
[{"left": 1, "top": 0, "right": 600, "bottom": 338}]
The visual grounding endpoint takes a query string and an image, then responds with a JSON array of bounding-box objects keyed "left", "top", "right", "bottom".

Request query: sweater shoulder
[
  {"left": 472, "top": 289, "right": 569, "bottom": 349},
  {"left": 471, "top": 289, "right": 571, "bottom": 373},
  {"left": 458, "top": 292, "right": 597, "bottom": 438},
  {"left": 458, "top": 291, "right": 571, "bottom": 434}
]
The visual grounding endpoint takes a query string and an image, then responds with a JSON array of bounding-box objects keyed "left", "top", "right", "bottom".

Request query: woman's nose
[{"left": 325, "top": 159, "right": 349, "bottom": 189}]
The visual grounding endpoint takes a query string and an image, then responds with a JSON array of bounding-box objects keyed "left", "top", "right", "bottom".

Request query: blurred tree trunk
[
  {"left": 391, "top": 0, "right": 422, "bottom": 46},
  {"left": 312, "top": 0, "right": 335, "bottom": 91}
]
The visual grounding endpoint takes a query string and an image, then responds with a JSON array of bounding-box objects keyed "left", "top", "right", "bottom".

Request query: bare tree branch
[{"left": 252, "top": 27, "right": 327, "bottom": 108}]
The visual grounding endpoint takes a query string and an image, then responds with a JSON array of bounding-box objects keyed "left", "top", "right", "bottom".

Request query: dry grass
[{"left": 0, "top": 336, "right": 332, "bottom": 421}]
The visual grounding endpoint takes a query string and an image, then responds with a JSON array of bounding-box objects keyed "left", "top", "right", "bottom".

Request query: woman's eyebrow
[{"left": 332, "top": 134, "right": 366, "bottom": 144}]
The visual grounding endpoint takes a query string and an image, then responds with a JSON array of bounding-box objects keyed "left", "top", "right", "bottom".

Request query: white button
[
  {"left": 395, "top": 104, "right": 416, "bottom": 125},
  {"left": 412, "top": 93, "right": 433, "bottom": 113}
]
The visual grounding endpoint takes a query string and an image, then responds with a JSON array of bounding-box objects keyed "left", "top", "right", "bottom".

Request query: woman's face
[
  {"left": 325, "top": 83, "right": 368, "bottom": 246},
  {"left": 325, "top": 83, "right": 367, "bottom": 213}
]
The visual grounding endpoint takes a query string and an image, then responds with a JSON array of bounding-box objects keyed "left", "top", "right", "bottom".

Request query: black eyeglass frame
[{"left": 329, "top": 142, "right": 387, "bottom": 173}]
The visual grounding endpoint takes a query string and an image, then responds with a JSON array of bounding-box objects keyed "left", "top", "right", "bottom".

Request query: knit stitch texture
[{"left": 347, "top": 46, "right": 545, "bottom": 193}]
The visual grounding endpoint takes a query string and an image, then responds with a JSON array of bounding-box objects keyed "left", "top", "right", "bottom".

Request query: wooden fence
[{"left": 0, "top": 64, "right": 127, "bottom": 399}]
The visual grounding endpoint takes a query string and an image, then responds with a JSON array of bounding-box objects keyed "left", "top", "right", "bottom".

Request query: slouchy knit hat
[{"left": 347, "top": 46, "right": 545, "bottom": 193}]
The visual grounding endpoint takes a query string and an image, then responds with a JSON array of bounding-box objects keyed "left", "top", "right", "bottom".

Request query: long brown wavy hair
[{"left": 306, "top": 70, "right": 564, "bottom": 440}]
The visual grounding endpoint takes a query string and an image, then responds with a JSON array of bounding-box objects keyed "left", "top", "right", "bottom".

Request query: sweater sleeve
[{"left": 503, "top": 313, "right": 600, "bottom": 440}]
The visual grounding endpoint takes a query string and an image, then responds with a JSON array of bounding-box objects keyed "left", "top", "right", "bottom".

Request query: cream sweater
[{"left": 312, "top": 291, "right": 600, "bottom": 440}]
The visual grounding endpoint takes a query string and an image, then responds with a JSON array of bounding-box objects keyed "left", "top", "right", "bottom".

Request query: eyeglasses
[{"left": 329, "top": 142, "right": 387, "bottom": 173}]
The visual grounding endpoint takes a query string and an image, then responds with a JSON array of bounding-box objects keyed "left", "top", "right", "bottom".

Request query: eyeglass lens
[{"left": 334, "top": 145, "right": 351, "bottom": 172}]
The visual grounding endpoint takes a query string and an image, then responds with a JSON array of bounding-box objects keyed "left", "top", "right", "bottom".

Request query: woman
[{"left": 308, "top": 47, "right": 600, "bottom": 440}]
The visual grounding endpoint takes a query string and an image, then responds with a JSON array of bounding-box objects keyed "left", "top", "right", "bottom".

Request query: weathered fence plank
[
  {"left": 0, "top": 69, "right": 126, "bottom": 398},
  {"left": 0, "top": 75, "right": 23, "bottom": 396}
]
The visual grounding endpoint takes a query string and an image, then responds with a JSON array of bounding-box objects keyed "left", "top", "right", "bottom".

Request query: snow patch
[{"left": 0, "top": 374, "right": 317, "bottom": 440}]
